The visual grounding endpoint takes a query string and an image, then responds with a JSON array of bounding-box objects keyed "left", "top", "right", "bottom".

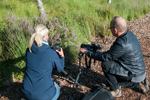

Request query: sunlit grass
[
  {"left": 0, "top": 0, "right": 38, "bottom": 21},
  {"left": 0, "top": 0, "right": 150, "bottom": 41}
]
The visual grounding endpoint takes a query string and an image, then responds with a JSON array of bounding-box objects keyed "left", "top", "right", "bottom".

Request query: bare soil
[{"left": 1, "top": 13, "right": 150, "bottom": 100}]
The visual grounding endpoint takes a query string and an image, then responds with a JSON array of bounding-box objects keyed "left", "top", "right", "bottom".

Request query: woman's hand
[{"left": 56, "top": 47, "right": 64, "bottom": 58}]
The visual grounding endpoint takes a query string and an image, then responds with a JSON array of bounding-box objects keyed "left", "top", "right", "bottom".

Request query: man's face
[{"left": 110, "top": 22, "right": 116, "bottom": 36}]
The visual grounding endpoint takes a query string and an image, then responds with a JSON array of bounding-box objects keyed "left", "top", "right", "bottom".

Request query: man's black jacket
[{"left": 88, "top": 30, "right": 145, "bottom": 77}]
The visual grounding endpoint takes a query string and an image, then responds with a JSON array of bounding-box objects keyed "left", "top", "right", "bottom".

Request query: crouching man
[{"left": 80, "top": 16, "right": 149, "bottom": 97}]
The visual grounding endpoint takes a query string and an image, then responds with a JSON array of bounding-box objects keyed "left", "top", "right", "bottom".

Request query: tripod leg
[
  {"left": 69, "top": 69, "right": 82, "bottom": 100},
  {"left": 68, "top": 54, "right": 83, "bottom": 100},
  {"left": 73, "top": 69, "right": 82, "bottom": 88},
  {"left": 68, "top": 75, "right": 81, "bottom": 86},
  {"left": 62, "top": 70, "right": 81, "bottom": 86}
]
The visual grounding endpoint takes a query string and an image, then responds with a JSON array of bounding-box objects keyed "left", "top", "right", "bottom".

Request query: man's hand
[{"left": 80, "top": 48, "right": 88, "bottom": 54}]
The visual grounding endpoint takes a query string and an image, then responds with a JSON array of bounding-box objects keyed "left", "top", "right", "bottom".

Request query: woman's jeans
[{"left": 52, "top": 83, "right": 60, "bottom": 100}]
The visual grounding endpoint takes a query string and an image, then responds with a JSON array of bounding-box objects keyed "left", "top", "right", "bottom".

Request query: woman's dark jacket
[
  {"left": 22, "top": 42, "right": 64, "bottom": 100},
  {"left": 88, "top": 30, "right": 145, "bottom": 77}
]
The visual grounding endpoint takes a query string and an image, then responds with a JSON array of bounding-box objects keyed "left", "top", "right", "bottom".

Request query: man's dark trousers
[{"left": 101, "top": 61, "right": 140, "bottom": 91}]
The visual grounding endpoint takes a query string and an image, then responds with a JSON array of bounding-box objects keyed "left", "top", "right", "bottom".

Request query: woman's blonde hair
[{"left": 29, "top": 24, "right": 49, "bottom": 52}]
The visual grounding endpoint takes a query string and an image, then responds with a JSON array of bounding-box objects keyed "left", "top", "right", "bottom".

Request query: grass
[
  {"left": 0, "top": 0, "right": 38, "bottom": 20},
  {"left": 0, "top": 0, "right": 150, "bottom": 84},
  {"left": 0, "top": 0, "right": 150, "bottom": 41}
]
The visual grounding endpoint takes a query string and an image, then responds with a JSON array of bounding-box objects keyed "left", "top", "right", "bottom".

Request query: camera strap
[{"left": 85, "top": 55, "right": 92, "bottom": 69}]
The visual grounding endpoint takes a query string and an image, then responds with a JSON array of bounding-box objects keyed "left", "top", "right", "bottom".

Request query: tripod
[
  {"left": 61, "top": 69, "right": 81, "bottom": 86},
  {"left": 68, "top": 53, "right": 106, "bottom": 100}
]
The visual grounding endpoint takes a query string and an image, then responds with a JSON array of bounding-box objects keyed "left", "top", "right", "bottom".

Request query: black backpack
[{"left": 81, "top": 86, "right": 114, "bottom": 100}]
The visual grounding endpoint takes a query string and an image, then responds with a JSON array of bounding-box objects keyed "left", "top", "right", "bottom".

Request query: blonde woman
[{"left": 22, "top": 24, "right": 65, "bottom": 100}]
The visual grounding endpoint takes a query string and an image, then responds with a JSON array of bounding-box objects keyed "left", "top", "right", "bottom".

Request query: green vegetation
[
  {"left": 0, "top": 15, "right": 76, "bottom": 86},
  {"left": 0, "top": 0, "right": 150, "bottom": 85},
  {"left": 1, "top": 0, "right": 150, "bottom": 40}
]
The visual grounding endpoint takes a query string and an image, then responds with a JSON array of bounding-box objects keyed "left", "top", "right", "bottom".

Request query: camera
[
  {"left": 81, "top": 43, "right": 101, "bottom": 52},
  {"left": 80, "top": 43, "right": 101, "bottom": 69},
  {"left": 52, "top": 44, "right": 61, "bottom": 51}
]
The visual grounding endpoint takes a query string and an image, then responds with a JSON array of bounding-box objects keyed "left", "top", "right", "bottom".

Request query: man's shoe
[
  {"left": 111, "top": 88, "right": 122, "bottom": 97},
  {"left": 139, "top": 78, "right": 149, "bottom": 94}
]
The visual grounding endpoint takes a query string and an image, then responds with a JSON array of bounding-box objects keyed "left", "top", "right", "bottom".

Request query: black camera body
[
  {"left": 80, "top": 44, "right": 101, "bottom": 69},
  {"left": 81, "top": 43, "right": 101, "bottom": 52},
  {"left": 52, "top": 44, "right": 61, "bottom": 51}
]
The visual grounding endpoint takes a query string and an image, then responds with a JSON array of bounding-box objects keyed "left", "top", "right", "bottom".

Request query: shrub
[{"left": 0, "top": 14, "right": 77, "bottom": 84}]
